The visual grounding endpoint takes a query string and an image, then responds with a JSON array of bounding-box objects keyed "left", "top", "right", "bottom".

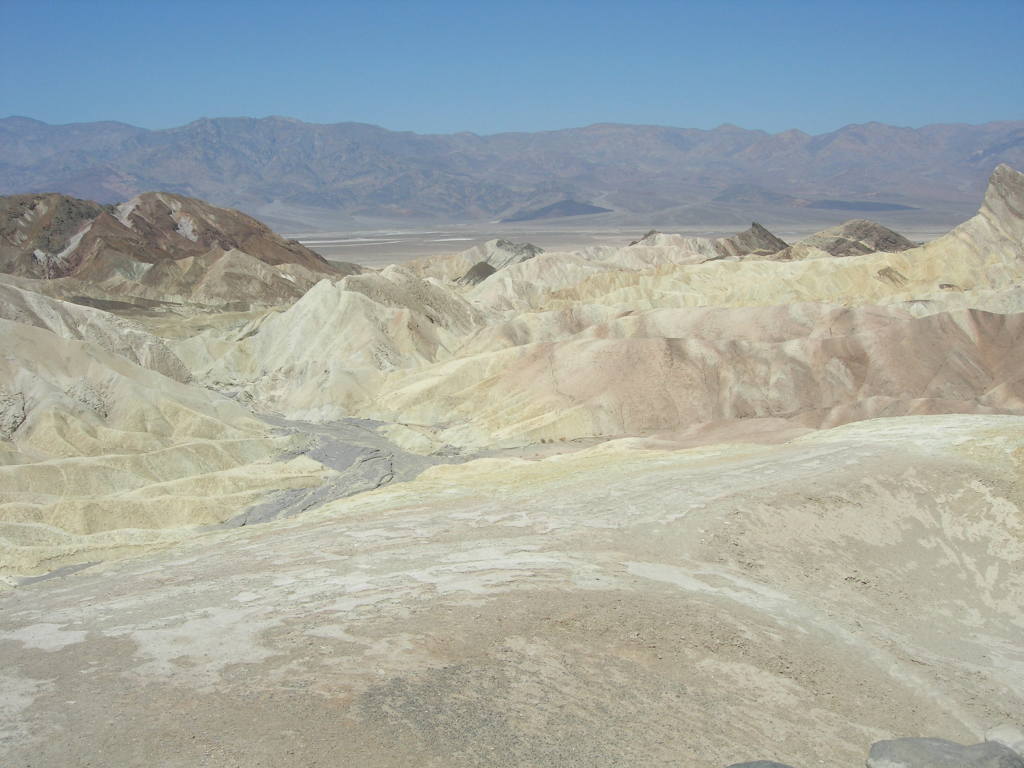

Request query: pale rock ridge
[
  {"left": 180, "top": 166, "right": 1024, "bottom": 448},
  {"left": 978, "top": 163, "right": 1024, "bottom": 243},
  {"left": 176, "top": 266, "right": 485, "bottom": 421},
  {"left": 0, "top": 283, "right": 190, "bottom": 381},
  {"left": 411, "top": 238, "right": 544, "bottom": 283},
  {"left": 627, "top": 223, "right": 788, "bottom": 260},
  {"left": 0, "top": 320, "right": 332, "bottom": 574},
  {"left": 471, "top": 167, "right": 1024, "bottom": 316},
  {"left": 139, "top": 247, "right": 332, "bottom": 307},
  {"left": 477, "top": 238, "right": 545, "bottom": 270},
  {"left": 0, "top": 320, "right": 266, "bottom": 459},
  {"left": 625, "top": 231, "right": 723, "bottom": 258},
  {"left": 459, "top": 225, "right": 796, "bottom": 315},
  {"left": 377, "top": 307, "right": 1024, "bottom": 447},
  {"left": 341, "top": 265, "right": 484, "bottom": 331},
  {"left": 418, "top": 222, "right": 789, "bottom": 301},
  {"left": 772, "top": 219, "right": 916, "bottom": 261},
  {"left": 714, "top": 221, "right": 790, "bottom": 259}
]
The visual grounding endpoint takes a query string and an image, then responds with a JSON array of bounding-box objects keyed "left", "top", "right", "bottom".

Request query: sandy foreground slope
[{"left": 1, "top": 415, "right": 1022, "bottom": 767}]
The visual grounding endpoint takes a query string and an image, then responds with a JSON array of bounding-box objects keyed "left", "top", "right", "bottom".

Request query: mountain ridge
[
  {"left": 0, "top": 190, "right": 359, "bottom": 308},
  {"left": 2, "top": 116, "right": 1022, "bottom": 226}
]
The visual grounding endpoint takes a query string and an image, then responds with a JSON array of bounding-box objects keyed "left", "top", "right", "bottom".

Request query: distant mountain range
[{"left": 2, "top": 115, "right": 1022, "bottom": 228}]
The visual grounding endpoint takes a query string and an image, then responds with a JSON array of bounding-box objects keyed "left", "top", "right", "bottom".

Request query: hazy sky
[{"left": 3, "top": 0, "right": 1021, "bottom": 135}]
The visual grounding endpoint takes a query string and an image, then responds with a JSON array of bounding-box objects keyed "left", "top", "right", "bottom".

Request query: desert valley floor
[{"left": 1, "top": 166, "right": 1023, "bottom": 767}]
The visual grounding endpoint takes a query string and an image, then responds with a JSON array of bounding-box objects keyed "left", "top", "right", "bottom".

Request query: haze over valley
[{"left": 4, "top": 115, "right": 1022, "bottom": 233}]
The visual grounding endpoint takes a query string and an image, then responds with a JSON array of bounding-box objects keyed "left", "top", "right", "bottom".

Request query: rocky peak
[
  {"left": 477, "top": 239, "right": 544, "bottom": 271},
  {"left": 980, "top": 163, "right": 1024, "bottom": 242},
  {"left": 629, "top": 229, "right": 661, "bottom": 246},
  {"left": 831, "top": 219, "right": 916, "bottom": 252},
  {"left": 114, "top": 192, "right": 337, "bottom": 273},
  {"left": 492, "top": 239, "right": 544, "bottom": 260},
  {"left": 771, "top": 219, "right": 916, "bottom": 260},
  {"left": 715, "top": 221, "right": 789, "bottom": 259}
]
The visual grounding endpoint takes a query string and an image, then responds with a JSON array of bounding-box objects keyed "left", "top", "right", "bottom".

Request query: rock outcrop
[
  {"left": 866, "top": 737, "right": 1024, "bottom": 768},
  {"left": 186, "top": 167, "right": 1024, "bottom": 450},
  {"left": 727, "top": 731, "right": 1024, "bottom": 768},
  {"left": 0, "top": 191, "right": 359, "bottom": 307},
  {"left": 714, "top": 221, "right": 789, "bottom": 258},
  {"left": 0, "top": 193, "right": 106, "bottom": 278},
  {"left": 0, "top": 317, "right": 334, "bottom": 574},
  {"left": 457, "top": 261, "right": 497, "bottom": 285},
  {"left": 411, "top": 238, "right": 545, "bottom": 282},
  {"left": 988, "top": 726, "right": 1024, "bottom": 758},
  {"left": 0, "top": 283, "right": 190, "bottom": 381},
  {"left": 772, "top": 218, "right": 916, "bottom": 261}
]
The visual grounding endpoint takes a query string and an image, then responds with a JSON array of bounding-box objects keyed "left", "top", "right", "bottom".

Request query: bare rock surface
[
  {"left": 0, "top": 190, "right": 357, "bottom": 308},
  {"left": 714, "top": 221, "right": 789, "bottom": 258},
  {"left": 0, "top": 320, "right": 335, "bottom": 579},
  {"left": 457, "top": 260, "right": 497, "bottom": 285},
  {"left": 409, "top": 237, "right": 543, "bottom": 282},
  {"left": 987, "top": 726, "right": 1024, "bottom": 757},
  {"left": 1, "top": 415, "right": 1022, "bottom": 767},
  {"left": 772, "top": 219, "right": 916, "bottom": 261},
  {"left": 3, "top": 167, "right": 1024, "bottom": 766},
  {"left": 0, "top": 282, "right": 190, "bottom": 381},
  {"left": 866, "top": 737, "right": 1024, "bottom": 768}
]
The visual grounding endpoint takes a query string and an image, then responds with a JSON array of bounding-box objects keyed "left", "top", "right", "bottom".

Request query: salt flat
[{"left": 293, "top": 223, "right": 954, "bottom": 270}]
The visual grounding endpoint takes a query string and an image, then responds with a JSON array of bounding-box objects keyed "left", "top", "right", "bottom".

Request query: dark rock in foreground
[
  {"left": 866, "top": 737, "right": 1024, "bottom": 768},
  {"left": 987, "top": 726, "right": 1024, "bottom": 757}
]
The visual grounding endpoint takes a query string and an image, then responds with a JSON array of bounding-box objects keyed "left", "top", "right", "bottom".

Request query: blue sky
[{"left": 2, "top": 0, "right": 1021, "bottom": 135}]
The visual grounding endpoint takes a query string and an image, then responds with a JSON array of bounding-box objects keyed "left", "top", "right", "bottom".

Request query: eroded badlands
[{"left": 1, "top": 167, "right": 1023, "bottom": 767}]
